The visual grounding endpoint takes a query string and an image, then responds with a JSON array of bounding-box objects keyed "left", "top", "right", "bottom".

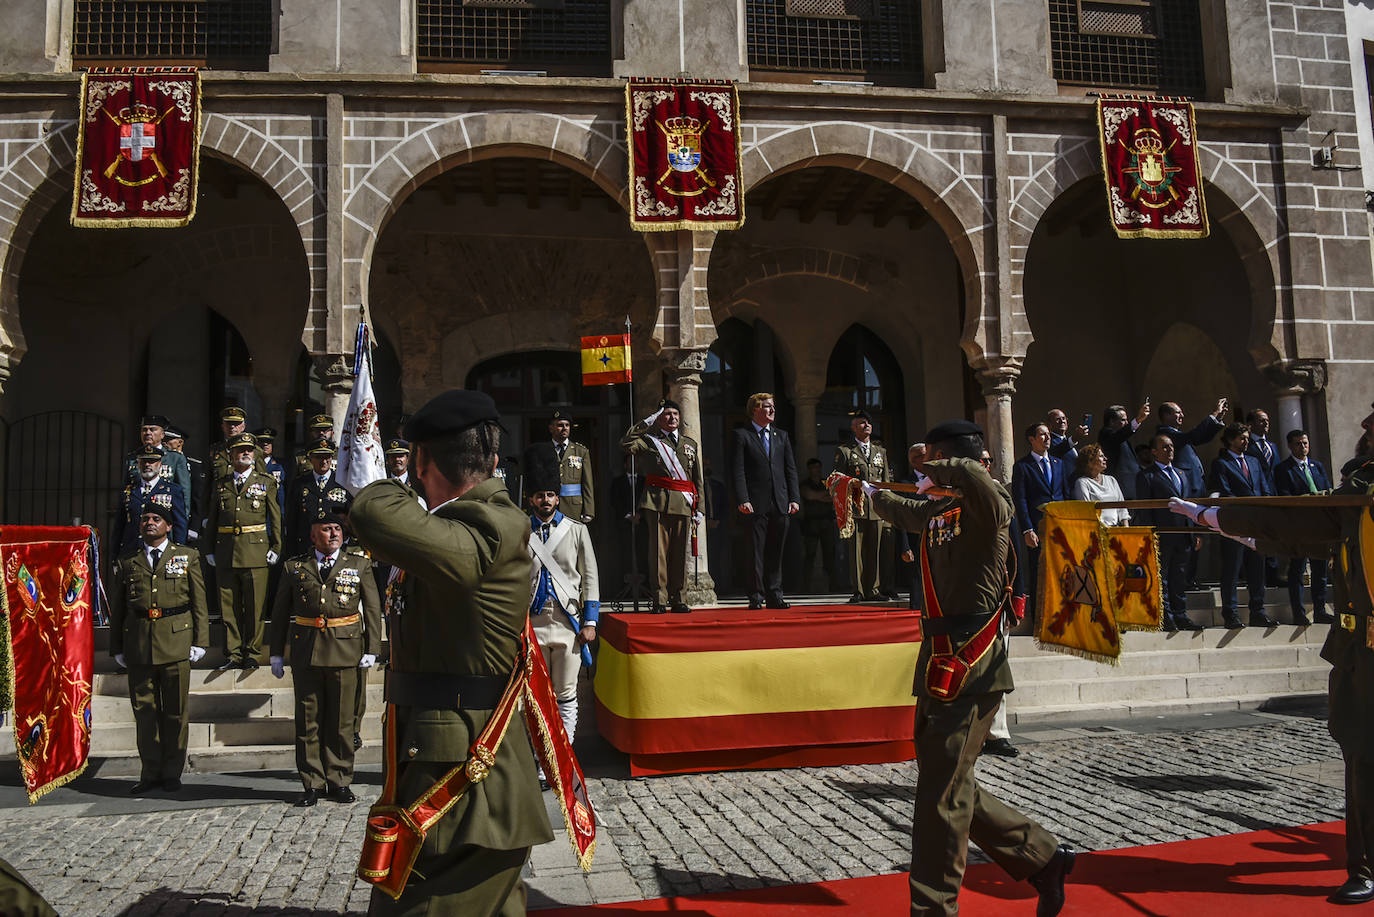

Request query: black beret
[
  {"left": 253, "top": 427, "right": 276, "bottom": 442},
  {"left": 139, "top": 502, "right": 174, "bottom": 526},
  {"left": 549, "top": 410, "right": 575, "bottom": 425},
  {"left": 136, "top": 447, "right": 163, "bottom": 463},
  {"left": 924, "top": 419, "right": 984, "bottom": 444},
  {"left": 658, "top": 399, "right": 681, "bottom": 413},
  {"left": 849, "top": 409, "right": 872, "bottom": 422},
  {"left": 404, "top": 390, "right": 500, "bottom": 442},
  {"left": 140, "top": 414, "right": 170, "bottom": 429},
  {"left": 385, "top": 438, "right": 410, "bottom": 456},
  {"left": 220, "top": 406, "right": 246, "bottom": 423},
  {"left": 227, "top": 432, "right": 257, "bottom": 450},
  {"left": 524, "top": 442, "right": 562, "bottom": 496},
  {"left": 312, "top": 493, "right": 351, "bottom": 523}
]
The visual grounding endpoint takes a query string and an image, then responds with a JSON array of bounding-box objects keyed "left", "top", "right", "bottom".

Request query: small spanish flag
[{"left": 581, "top": 334, "right": 633, "bottom": 386}]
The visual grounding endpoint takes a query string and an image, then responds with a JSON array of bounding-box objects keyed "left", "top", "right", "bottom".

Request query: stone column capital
[
  {"left": 311, "top": 353, "right": 355, "bottom": 396},
  {"left": 663, "top": 348, "right": 710, "bottom": 382},
  {"left": 976, "top": 355, "right": 1023, "bottom": 398},
  {"left": 1263, "top": 359, "right": 1326, "bottom": 396}
]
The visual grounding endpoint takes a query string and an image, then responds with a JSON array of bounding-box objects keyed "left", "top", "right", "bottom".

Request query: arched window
[{"left": 819, "top": 325, "right": 904, "bottom": 465}]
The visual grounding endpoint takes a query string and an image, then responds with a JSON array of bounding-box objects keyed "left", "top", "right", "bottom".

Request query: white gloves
[
  {"left": 205, "top": 554, "right": 215, "bottom": 567},
  {"left": 114, "top": 653, "right": 126, "bottom": 668},
  {"left": 693, "top": 511, "right": 706, "bottom": 526},
  {"left": 643, "top": 407, "right": 665, "bottom": 427},
  {"left": 270, "top": 656, "right": 285, "bottom": 679},
  {"left": 860, "top": 481, "right": 880, "bottom": 498},
  {"left": 359, "top": 654, "right": 377, "bottom": 669},
  {"left": 915, "top": 476, "right": 936, "bottom": 495},
  {"left": 187, "top": 530, "right": 199, "bottom": 543},
  {"left": 189, "top": 646, "right": 206, "bottom": 663},
  {"left": 1168, "top": 497, "right": 1219, "bottom": 531},
  {"left": 266, "top": 550, "right": 279, "bottom": 565}
]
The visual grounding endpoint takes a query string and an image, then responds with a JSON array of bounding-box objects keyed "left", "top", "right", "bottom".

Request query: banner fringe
[{"left": 523, "top": 682, "right": 596, "bottom": 872}]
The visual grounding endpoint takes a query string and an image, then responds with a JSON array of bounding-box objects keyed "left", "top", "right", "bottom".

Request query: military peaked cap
[
  {"left": 306, "top": 437, "right": 335, "bottom": 458},
  {"left": 924, "top": 419, "right": 983, "bottom": 444},
  {"left": 163, "top": 425, "right": 186, "bottom": 440},
  {"left": 385, "top": 438, "right": 410, "bottom": 456},
  {"left": 850, "top": 409, "right": 872, "bottom": 422},
  {"left": 220, "top": 406, "right": 246, "bottom": 423},
  {"left": 140, "top": 414, "right": 170, "bottom": 429},
  {"left": 227, "top": 432, "right": 257, "bottom": 450},
  {"left": 253, "top": 427, "right": 276, "bottom": 443},
  {"left": 139, "top": 502, "right": 175, "bottom": 526},
  {"left": 137, "top": 447, "right": 163, "bottom": 463},
  {"left": 403, "top": 390, "right": 500, "bottom": 441},
  {"left": 309, "top": 413, "right": 334, "bottom": 431}
]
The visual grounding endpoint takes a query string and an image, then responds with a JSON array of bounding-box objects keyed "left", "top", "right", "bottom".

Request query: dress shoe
[
  {"left": 881, "top": 590, "right": 901, "bottom": 601},
  {"left": 1249, "top": 613, "right": 1275, "bottom": 627},
  {"left": 982, "top": 737, "right": 1019, "bottom": 758},
  {"left": 353, "top": 733, "right": 363, "bottom": 751},
  {"left": 1293, "top": 611, "right": 1312, "bottom": 626},
  {"left": 747, "top": 599, "right": 765, "bottom": 610},
  {"left": 766, "top": 599, "right": 791, "bottom": 610},
  {"left": 328, "top": 785, "right": 357, "bottom": 804},
  {"left": 847, "top": 594, "right": 864, "bottom": 604},
  {"left": 1028, "top": 844, "right": 1076, "bottom": 917},
  {"left": 162, "top": 779, "right": 182, "bottom": 792},
  {"left": 670, "top": 603, "right": 691, "bottom": 614},
  {"left": 651, "top": 604, "right": 668, "bottom": 614},
  {"left": 1223, "top": 614, "right": 1246, "bottom": 629},
  {"left": 216, "top": 659, "right": 240, "bottom": 671},
  {"left": 1161, "top": 617, "right": 1178, "bottom": 633},
  {"left": 295, "top": 788, "right": 319, "bottom": 807},
  {"left": 240, "top": 658, "right": 260, "bottom": 672},
  {"left": 1315, "top": 610, "right": 1335, "bottom": 624},
  {"left": 129, "top": 780, "right": 159, "bottom": 795},
  {"left": 1331, "top": 876, "right": 1374, "bottom": 904},
  {"left": 1176, "top": 617, "right": 1204, "bottom": 632}
]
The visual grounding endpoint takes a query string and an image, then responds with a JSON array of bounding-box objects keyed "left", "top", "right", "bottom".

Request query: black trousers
[
  {"left": 745, "top": 510, "right": 789, "bottom": 603},
  {"left": 1219, "top": 539, "right": 1265, "bottom": 615},
  {"left": 1158, "top": 534, "right": 1192, "bottom": 618},
  {"left": 1287, "top": 556, "right": 1329, "bottom": 613}
]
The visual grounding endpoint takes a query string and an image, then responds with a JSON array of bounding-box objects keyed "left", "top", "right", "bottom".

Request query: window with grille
[
  {"left": 417, "top": 0, "right": 611, "bottom": 74},
  {"left": 72, "top": 0, "right": 273, "bottom": 67},
  {"left": 1050, "top": 0, "right": 1206, "bottom": 96},
  {"left": 746, "top": 0, "right": 922, "bottom": 84}
]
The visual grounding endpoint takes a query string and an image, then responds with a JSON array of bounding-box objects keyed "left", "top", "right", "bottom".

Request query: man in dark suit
[
  {"left": 1135, "top": 434, "right": 1204, "bottom": 631},
  {"left": 1272, "top": 429, "right": 1333, "bottom": 624},
  {"left": 1046, "top": 408, "right": 1090, "bottom": 470},
  {"left": 1156, "top": 398, "right": 1227, "bottom": 501},
  {"left": 731, "top": 393, "right": 800, "bottom": 609},
  {"left": 1098, "top": 400, "right": 1150, "bottom": 500},
  {"left": 1010, "top": 422, "right": 1068, "bottom": 622},
  {"left": 1245, "top": 408, "right": 1284, "bottom": 587},
  {"left": 1208, "top": 422, "right": 1273, "bottom": 627}
]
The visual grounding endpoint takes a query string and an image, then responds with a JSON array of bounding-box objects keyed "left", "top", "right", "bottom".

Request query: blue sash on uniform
[{"left": 560, "top": 483, "right": 582, "bottom": 497}]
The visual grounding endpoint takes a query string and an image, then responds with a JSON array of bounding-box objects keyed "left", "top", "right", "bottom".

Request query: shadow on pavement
[
  {"left": 115, "top": 889, "right": 365, "bottom": 915},
  {"left": 1101, "top": 773, "right": 1274, "bottom": 793}
]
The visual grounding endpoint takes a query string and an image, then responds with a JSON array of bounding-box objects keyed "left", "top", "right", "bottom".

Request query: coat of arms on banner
[
  {"left": 72, "top": 68, "right": 201, "bottom": 228},
  {"left": 627, "top": 78, "right": 744, "bottom": 231},
  {"left": 1096, "top": 94, "right": 1208, "bottom": 239}
]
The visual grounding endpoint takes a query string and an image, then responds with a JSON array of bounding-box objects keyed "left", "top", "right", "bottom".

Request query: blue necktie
[{"left": 761, "top": 427, "right": 770, "bottom": 458}]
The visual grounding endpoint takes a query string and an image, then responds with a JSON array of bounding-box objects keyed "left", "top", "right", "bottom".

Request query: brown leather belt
[
  {"left": 294, "top": 613, "right": 361, "bottom": 629},
  {"left": 219, "top": 524, "right": 267, "bottom": 534}
]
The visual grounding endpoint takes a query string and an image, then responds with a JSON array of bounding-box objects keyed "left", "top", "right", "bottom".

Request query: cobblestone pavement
[{"left": 0, "top": 709, "right": 1345, "bottom": 915}]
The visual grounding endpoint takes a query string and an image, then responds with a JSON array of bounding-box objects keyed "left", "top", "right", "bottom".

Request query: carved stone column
[
  {"left": 977, "top": 357, "right": 1023, "bottom": 484},
  {"left": 312, "top": 354, "right": 354, "bottom": 431},
  {"left": 1264, "top": 359, "right": 1327, "bottom": 445},
  {"left": 665, "top": 347, "right": 717, "bottom": 607}
]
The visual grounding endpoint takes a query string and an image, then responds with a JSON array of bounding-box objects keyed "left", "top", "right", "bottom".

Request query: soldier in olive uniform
[
  {"left": 0, "top": 856, "right": 57, "bottom": 917},
  {"left": 1172, "top": 402, "right": 1374, "bottom": 905},
  {"left": 287, "top": 439, "right": 348, "bottom": 557},
  {"left": 108, "top": 503, "right": 209, "bottom": 794},
  {"left": 269, "top": 504, "right": 382, "bottom": 807},
  {"left": 209, "top": 406, "right": 267, "bottom": 483},
  {"left": 122, "top": 414, "right": 191, "bottom": 509},
  {"left": 549, "top": 410, "right": 595, "bottom": 523},
  {"left": 348, "top": 389, "right": 552, "bottom": 916},
  {"left": 206, "top": 432, "right": 282, "bottom": 670},
  {"left": 834, "top": 409, "right": 894, "bottom": 602},
  {"left": 621, "top": 399, "right": 706, "bottom": 613},
  {"left": 294, "top": 413, "right": 337, "bottom": 477},
  {"left": 834, "top": 420, "right": 1072, "bottom": 916}
]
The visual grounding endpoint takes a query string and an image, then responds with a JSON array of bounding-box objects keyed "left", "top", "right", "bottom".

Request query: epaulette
[{"left": 345, "top": 545, "right": 368, "bottom": 557}]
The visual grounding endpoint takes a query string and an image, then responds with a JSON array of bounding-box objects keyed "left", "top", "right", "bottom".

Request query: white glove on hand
[
  {"left": 861, "top": 481, "right": 880, "bottom": 498},
  {"left": 266, "top": 550, "right": 279, "bottom": 565},
  {"left": 114, "top": 653, "right": 126, "bottom": 668},
  {"left": 643, "top": 407, "right": 665, "bottom": 427},
  {"left": 1168, "top": 497, "right": 1220, "bottom": 531},
  {"left": 270, "top": 656, "right": 285, "bottom": 679},
  {"left": 189, "top": 646, "right": 206, "bottom": 663},
  {"left": 187, "top": 530, "right": 199, "bottom": 542},
  {"left": 359, "top": 653, "right": 377, "bottom": 669},
  {"left": 915, "top": 476, "right": 936, "bottom": 495},
  {"left": 693, "top": 511, "right": 706, "bottom": 526},
  {"left": 205, "top": 554, "right": 215, "bottom": 567}
]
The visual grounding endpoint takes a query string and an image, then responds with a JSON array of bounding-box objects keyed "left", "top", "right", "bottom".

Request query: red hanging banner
[
  {"left": 0, "top": 526, "right": 96, "bottom": 802},
  {"left": 1096, "top": 95, "right": 1208, "bottom": 239},
  {"left": 71, "top": 67, "right": 201, "bottom": 228},
  {"left": 627, "top": 78, "right": 744, "bottom": 232}
]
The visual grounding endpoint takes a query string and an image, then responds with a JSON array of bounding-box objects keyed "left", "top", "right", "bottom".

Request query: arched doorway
[{"left": 821, "top": 325, "right": 907, "bottom": 470}]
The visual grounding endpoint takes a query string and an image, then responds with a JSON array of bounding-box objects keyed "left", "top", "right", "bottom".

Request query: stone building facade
[{"left": 0, "top": 1, "right": 1370, "bottom": 600}]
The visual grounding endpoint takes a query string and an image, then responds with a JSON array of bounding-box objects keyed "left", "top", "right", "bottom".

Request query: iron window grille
[
  {"left": 417, "top": 0, "right": 611, "bottom": 74},
  {"left": 1050, "top": 0, "right": 1206, "bottom": 96},
  {"left": 746, "top": 0, "right": 922, "bottom": 85},
  {"left": 72, "top": 0, "right": 272, "bottom": 68}
]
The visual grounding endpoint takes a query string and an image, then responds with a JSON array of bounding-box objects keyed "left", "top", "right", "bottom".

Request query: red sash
[
  {"left": 919, "top": 537, "right": 1008, "bottom": 702},
  {"left": 645, "top": 476, "right": 701, "bottom": 556}
]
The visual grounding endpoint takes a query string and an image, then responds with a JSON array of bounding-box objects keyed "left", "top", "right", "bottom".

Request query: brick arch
[
  {"left": 0, "top": 115, "right": 319, "bottom": 381},
  {"left": 1009, "top": 137, "right": 1285, "bottom": 367},
  {"left": 726, "top": 247, "right": 879, "bottom": 298},
  {"left": 342, "top": 112, "right": 628, "bottom": 359},
  {"left": 738, "top": 125, "right": 995, "bottom": 367}
]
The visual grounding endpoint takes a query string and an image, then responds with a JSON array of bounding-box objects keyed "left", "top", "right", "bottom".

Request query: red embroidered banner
[
  {"left": 627, "top": 78, "right": 744, "bottom": 231},
  {"left": 0, "top": 526, "right": 95, "bottom": 802},
  {"left": 72, "top": 68, "right": 201, "bottom": 228},
  {"left": 1097, "top": 95, "right": 1208, "bottom": 239}
]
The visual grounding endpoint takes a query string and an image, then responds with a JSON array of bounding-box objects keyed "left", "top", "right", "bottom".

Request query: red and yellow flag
[{"left": 581, "top": 334, "right": 632, "bottom": 386}]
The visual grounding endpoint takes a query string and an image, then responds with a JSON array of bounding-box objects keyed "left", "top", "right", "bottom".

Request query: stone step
[
  {"left": 1008, "top": 666, "right": 1326, "bottom": 711},
  {"left": 1008, "top": 692, "right": 1324, "bottom": 726},
  {"left": 0, "top": 711, "right": 384, "bottom": 756},
  {"left": 90, "top": 684, "right": 386, "bottom": 723},
  {"left": 1009, "top": 641, "right": 1325, "bottom": 681},
  {"left": 1008, "top": 623, "right": 1329, "bottom": 655},
  {"left": 64, "top": 744, "right": 385, "bottom": 778},
  {"left": 92, "top": 665, "right": 385, "bottom": 696}
]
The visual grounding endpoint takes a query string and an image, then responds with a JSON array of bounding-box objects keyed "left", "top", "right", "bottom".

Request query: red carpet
[{"left": 539, "top": 822, "right": 1354, "bottom": 915}]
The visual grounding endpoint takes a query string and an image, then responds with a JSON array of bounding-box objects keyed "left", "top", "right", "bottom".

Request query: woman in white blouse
[{"left": 1072, "top": 443, "right": 1131, "bottom": 525}]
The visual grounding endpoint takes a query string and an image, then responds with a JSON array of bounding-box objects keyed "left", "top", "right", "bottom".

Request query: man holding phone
[{"left": 1046, "top": 408, "right": 1092, "bottom": 471}]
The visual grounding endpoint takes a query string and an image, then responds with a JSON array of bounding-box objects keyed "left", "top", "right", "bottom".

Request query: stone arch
[
  {"left": 439, "top": 309, "right": 579, "bottom": 394},
  {"left": 342, "top": 112, "right": 629, "bottom": 359},
  {"left": 738, "top": 127, "right": 994, "bottom": 367},
  {"left": 0, "top": 114, "right": 320, "bottom": 381},
  {"left": 1008, "top": 135, "right": 1285, "bottom": 368}
]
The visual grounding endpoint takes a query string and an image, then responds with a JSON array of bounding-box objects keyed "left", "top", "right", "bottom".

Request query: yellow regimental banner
[
  {"left": 1036, "top": 502, "right": 1122, "bottom": 663},
  {"left": 1105, "top": 526, "right": 1164, "bottom": 632}
]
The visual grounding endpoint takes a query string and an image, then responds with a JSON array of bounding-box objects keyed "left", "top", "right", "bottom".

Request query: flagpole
[{"left": 624, "top": 314, "right": 641, "bottom": 614}]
